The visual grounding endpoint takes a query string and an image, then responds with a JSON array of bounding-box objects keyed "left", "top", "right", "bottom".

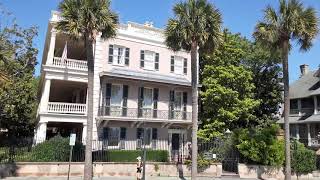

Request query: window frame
[
  {"left": 174, "top": 91, "right": 183, "bottom": 111},
  {"left": 111, "top": 45, "right": 126, "bottom": 66},
  {"left": 143, "top": 50, "right": 156, "bottom": 71},
  {"left": 173, "top": 56, "right": 184, "bottom": 75},
  {"left": 110, "top": 84, "right": 123, "bottom": 107},
  {"left": 107, "top": 127, "right": 120, "bottom": 147},
  {"left": 142, "top": 87, "right": 154, "bottom": 109}
]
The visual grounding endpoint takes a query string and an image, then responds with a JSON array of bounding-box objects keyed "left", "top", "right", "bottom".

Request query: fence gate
[{"left": 221, "top": 147, "right": 239, "bottom": 174}]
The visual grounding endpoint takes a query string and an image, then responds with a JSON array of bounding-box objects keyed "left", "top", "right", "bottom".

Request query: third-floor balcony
[{"left": 51, "top": 57, "right": 87, "bottom": 71}]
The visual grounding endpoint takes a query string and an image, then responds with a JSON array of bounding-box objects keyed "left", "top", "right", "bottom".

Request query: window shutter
[
  {"left": 155, "top": 53, "right": 159, "bottom": 70},
  {"left": 125, "top": 48, "right": 130, "bottom": 66},
  {"left": 138, "top": 87, "right": 144, "bottom": 117},
  {"left": 122, "top": 85, "right": 129, "bottom": 116},
  {"left": 183, "top": 58, "right": 187, "bottom": 74},
  {"left": 108, "top": 45, "right": 113, "bottom": 63},
  {"left": 105, "top": 83, "right": 112, "bottom": 115},
  {"left": 170, "top": 56, "right": 174, "bottom": 72},
  {"left": 169, "top": 90, "right": 175, "bottom": 119},
  {"left": 153, "top": 88, "right": 159, "bottom": 118},
  {"left": 103, "top": 127, "right": 109, "bottom": 140},
  {"left": 152, "top": 128, "right": 158, "bottom": 140},
  {"left": 183, "top": 92, "right": 187, "bottom": 119},
  {"left": 140, "top": 50, "right": 145, "bottom": 68}
]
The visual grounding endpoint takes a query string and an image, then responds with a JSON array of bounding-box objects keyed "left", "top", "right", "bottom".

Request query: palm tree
[
  {"left": 56, "top": 0, "right": 118, "bottom": 179},
  {"left": 254, "top": 0, "right": 318, "bottom": 179},
  {"left": 165, "top": 0, "right": 222, "bottom": 179}
]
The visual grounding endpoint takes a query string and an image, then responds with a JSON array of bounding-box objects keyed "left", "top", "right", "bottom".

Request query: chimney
[{"left": 300, "top": 64, "right": 309, "bottom": 76}]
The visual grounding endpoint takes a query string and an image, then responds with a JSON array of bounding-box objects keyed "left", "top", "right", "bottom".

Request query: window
[
  {"left": 174, "top": 57, "right": 183, "bottom": 75},
  {"left": 110, "top": 85, "right": 122, "bottom": 106},
  {"left": 174, "top": 92, "right": 182, "bottom": 110},
  {"left": 108, "top": 127, "right": 120, "bottom": 146},
  {"left": 301, "top": 98, "right": 314, "bottom": 109},
  {"left": 290, "top": 99, "right": 298, "bottom": 109},
  {"left": 144, "top": 51, "right": 155, "bottom": 70},
  {"left": 137, "top": 128, "right": 154, "bottom": 145},
  {"left": 120, "top": 127, "right": 126, "bottom": 140},
  {"left": 109, "top": 45, "right": 129, "bottom": 65},
  {"left": 143, "top": 88, "right": 153, "bottom": 108}
]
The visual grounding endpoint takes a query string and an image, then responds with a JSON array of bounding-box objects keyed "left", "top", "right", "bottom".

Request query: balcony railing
[
  {"left": 51, "top": 57, "right": 87, "bottom": 70},
  {"left": 98, "top": 106, "right": 191, "bottom": 120},
  {"left": 47, "top": 102, "right": 86, "bottom": 115}
]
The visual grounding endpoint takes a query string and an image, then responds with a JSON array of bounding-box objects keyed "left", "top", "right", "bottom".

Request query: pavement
[{"left": 2, "top": 176, "right": 258, "bottom": 180}]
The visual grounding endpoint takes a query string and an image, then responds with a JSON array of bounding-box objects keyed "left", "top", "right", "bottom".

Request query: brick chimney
[{"left": 300, "top": 64, "right": 309, "bottom": 76}]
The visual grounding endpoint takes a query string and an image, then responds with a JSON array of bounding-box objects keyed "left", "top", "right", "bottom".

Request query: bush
[
  {"left": 27, "top": 136, "right": 70, "bottom": 162},
  {"left": 93, "top": 150, "right": 168, "bottom": 162},
  {"left": 292, "top": 140, "right": 316, "bottom": 179},
  {"left": 184, "top": 154, "right": 211, "bottom": 172},
  {"left": 233, "top": 124, "right": 285, "bottom": 166}
]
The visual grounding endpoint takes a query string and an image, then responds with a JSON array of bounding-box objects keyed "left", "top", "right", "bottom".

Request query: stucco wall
[{"left": 0, "top": 162, "right": 222, "bottom": 178}]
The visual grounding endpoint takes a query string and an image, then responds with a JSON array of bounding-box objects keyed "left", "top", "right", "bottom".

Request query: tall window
[
  {"left": 174, "top": 92, "right": 182, "bottom": 110},
  {"left": 108, "top": 127, "right": 120, "bottom": 146},
  {"left": 174, "top": 57, "right": 183, "bottom": 75},
  {"left": 137, "top": 128, "right": 156, "bottom": 145},
  {"left": 110, "top": 85, "right": 122, "bottom": 107},
  {"left": 143, "top": 88, "right": 153, "bottom": 108},
  {"left": 144, "top": 51, "right": 155, "bottom": 70},
  {"left": 112, "top": 46, "right": 125, "bottom": 65}
]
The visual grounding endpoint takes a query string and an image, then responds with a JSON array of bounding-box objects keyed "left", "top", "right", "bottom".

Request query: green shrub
[
  {"left": 94, "top": 150, "right": 168, "bottom": 162},
  {"left": 28, "top": 136, "right": 70, "bottom": 162},
  {"left": 292, "top": 140, "right": 316, "bottom": 179},
  {"left": 185, "top": 154, "right": 211, "bottom": 172},
  {"left": 233, "top": 124, "right": 285, "bottom": 166}
]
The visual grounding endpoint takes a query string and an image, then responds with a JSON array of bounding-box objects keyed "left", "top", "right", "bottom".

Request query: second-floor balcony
[
  {"left": 98, "top": 106, "right": 191, "bottom": 121},
  {"left": 47, "top": 102, "right": 86, "bottom": 115},
  {"left": 51, "top": 57, "right": 88, "bottom": 71}
]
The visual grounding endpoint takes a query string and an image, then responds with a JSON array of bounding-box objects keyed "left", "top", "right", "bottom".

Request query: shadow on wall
[{"left": 0, "top": 163, "right": 18, "bottom": 178}]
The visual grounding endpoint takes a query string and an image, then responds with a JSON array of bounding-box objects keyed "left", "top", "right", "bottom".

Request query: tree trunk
[
  {"left": 282, "top": 39, "right": 291, "bottom": 180},
  {"left": 191, "top": 41, "right": 198, "bottom": 179},
  {"left": 84, "top": 36, "right": 94, "bottom": 180}
]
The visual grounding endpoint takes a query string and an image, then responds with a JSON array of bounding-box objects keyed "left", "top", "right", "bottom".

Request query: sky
[{"left": 1, "top": 0, "right": 320, "bottom": 82}]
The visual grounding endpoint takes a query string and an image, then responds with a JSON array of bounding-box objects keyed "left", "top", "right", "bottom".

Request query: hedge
[{"left": 92, "top": 150, "right": 168, "bottom": 162}]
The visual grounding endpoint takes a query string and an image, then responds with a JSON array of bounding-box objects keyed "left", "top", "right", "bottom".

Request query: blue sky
[{"left": 2, "top": 0, "right": 320, "bottom": 82}]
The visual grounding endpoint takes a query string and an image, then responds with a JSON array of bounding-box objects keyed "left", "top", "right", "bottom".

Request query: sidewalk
[{"left": 2, "top": 176, "right": 258, "bottom": 180}]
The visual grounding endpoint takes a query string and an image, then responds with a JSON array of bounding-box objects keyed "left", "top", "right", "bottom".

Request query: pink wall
[{"left": 99, "top": 37, "right": 191, "bottom": 81}]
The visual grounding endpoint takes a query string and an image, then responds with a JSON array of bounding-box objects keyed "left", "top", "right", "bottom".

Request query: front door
[{"left": 171, "top": 133, "right": 180, "bottom": 162}]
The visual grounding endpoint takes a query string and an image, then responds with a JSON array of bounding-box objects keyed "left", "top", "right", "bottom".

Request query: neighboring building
[
  {"left": 278, "top": 64, "right": 320, "bottom": 147},
  {"left": 34, "top": 11, "right": 192, "bottom": 160}
]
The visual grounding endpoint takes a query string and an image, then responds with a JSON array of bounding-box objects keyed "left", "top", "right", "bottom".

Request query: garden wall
[
  {"left": 0, "top": 162, "right": 222, "bottom": 178},
  {"left": 238, "top": 163, "right": 320, "bottom": 180}
]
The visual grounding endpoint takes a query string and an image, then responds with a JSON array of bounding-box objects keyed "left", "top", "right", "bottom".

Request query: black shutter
[
  {"left": 105, "top": 83, "right": 112, "bottom": 115},
  {"left": 183, "top": 58, "right": 187, "bottom": 74},
  {"left": 152, "top": 128, "right": 158, "bottom": 140},
  {"left": 183, "top": 92, "right": 187, "bottom": 120},
  {"left": 153, "top": 88, "right": 159, "bottom": 118},
  {"left": 122, "top": 85, "right": 129, "bottom": 116},
  {"left": 108, "top": 45, "right": 113, "bottom": 63},
  {"left": 140, "top": 50, "right": 145, "bottom": 68},
  {"left": 125, "top": 48, "right": 130, "bottom": 65},
  {"left": 137, "top": 128, "right": 143, "bottom": 139},
  {"left": 169, "top": 90, "right": 175, "bottom": 119},
  {"left": 155, "top": 53, "right": 159, "bottom": 70},
  {"left": 170, "top": 56, "right": 175, "bottom": 72},
  {"left": 138, "top": 87, "right": 144, "bottom": 117},
  {"left": 120, "top": 127, "right": 126, "bottom": 140}
]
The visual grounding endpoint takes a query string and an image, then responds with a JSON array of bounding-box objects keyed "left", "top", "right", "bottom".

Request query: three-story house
[{"left": 34, "top": 11, "right": 193, "bottom": 161}]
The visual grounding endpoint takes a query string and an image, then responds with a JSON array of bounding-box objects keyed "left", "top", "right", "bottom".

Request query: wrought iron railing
[{"left": 98, "top": 106, "right": 191, "bottom": 120}]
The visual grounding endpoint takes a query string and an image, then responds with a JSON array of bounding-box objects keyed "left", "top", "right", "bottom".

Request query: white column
[
  {"left": 46, "top": 29, "right": 57, "bottom": 65},
  {"left": 298, "top": 99, "right": 302, "bottom": 116},
  {"left": 82, "top": 124, "right": 87, "bottom": 145},
  {"left": 307, "top": 123, "right": 311, "bottom": 146},
  {"left": 35, "top": 122, "right": 47, "bottom": 144},
  {"left": 295, "top": 124, "right": 300, "bottom": 140},
  {"left": 314, "top": 96, "right": 318, "bottom": 114},
  {"left": 39, "top": 79, "right": 51, "bottom": 113}
]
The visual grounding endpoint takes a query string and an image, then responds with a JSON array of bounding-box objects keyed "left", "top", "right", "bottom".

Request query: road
[{"left": 2, "top": 176, "right": 259, "bottom": 180}]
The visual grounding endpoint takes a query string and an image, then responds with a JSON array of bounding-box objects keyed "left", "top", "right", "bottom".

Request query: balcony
[
  {"left": 51, "top": 57, "right": 87, "bottom": 71},
  {"left": 47, "top": 102, "right": 86, "bottom": 115},
  {"left": 98, "top": 106, "right": 191, "bottom": 121}
]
